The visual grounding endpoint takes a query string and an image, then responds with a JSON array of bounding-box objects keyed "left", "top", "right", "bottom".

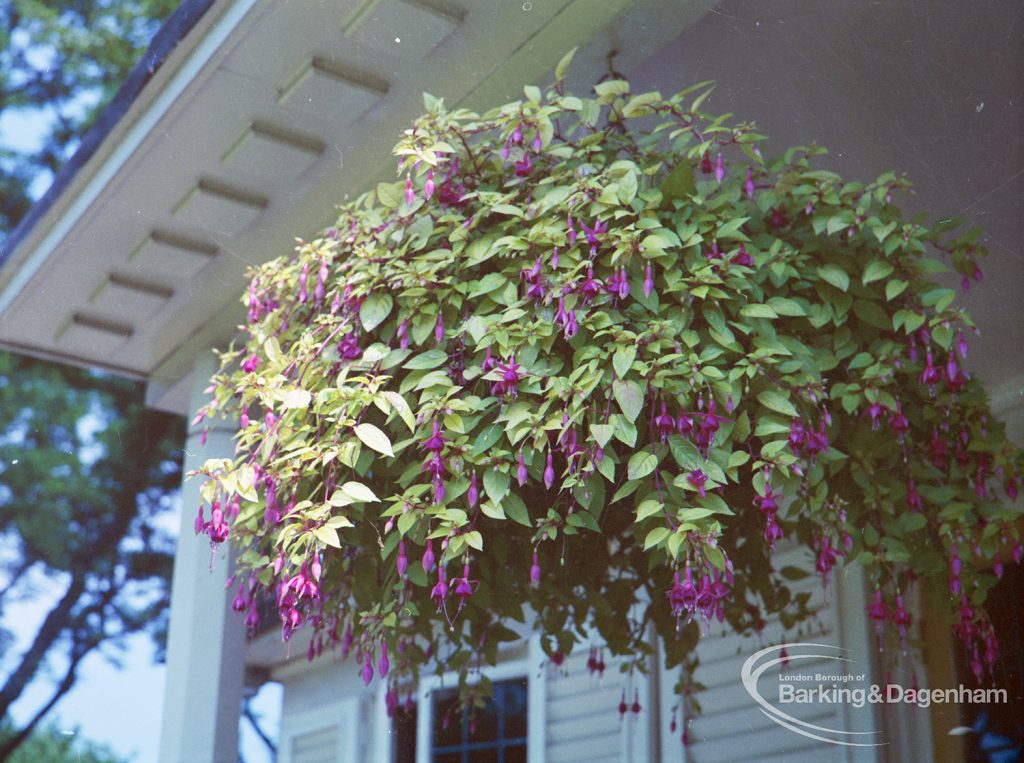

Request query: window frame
[{"left": 398, "top": 634, "right": 546, "bottom": 763}]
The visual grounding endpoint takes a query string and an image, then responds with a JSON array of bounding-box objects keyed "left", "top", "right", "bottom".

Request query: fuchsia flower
[
  {"left": 815, "top": 536, "right": 842, "bottom": 582},
  {"left": 421, "top": 421, "right": 446, "bottom": 454},
  {"left": 544, "top": 452, "right": 556, "bottom": 489},
  {"left": 700, "top": 153, "right": 713, "bottom": 174},
  {"left": 362, "top": 652, "right": 374, "bottom": 686},
  {"left": 654, "top": 402, "right": 675, "bottom": 441},
  {"left": 453, "top": 563, "right": 475, "bottom": 601},
  {"left": 424, "top": 169, "right": 435, "bottom": 199},
  {"left": 605, "top": 268, "right": 630, "bottom": 300},
  {"left": 378, "top": 644, "right": 390, "bottom": 678},
  {"left": 298, "top": 265, "right": 309, "bottom": 304},
  {"left": 643, "top": 262, "right": 655, "bottom": 298},
  {"left": 422, "top": 541, "right": 436, "bottom": 573},
  {"left": 577, "top": 267, "right": 602, "bottom": 302},
  {"left": 396, "top": 319, "right": 409, "bottom": 349},
  {"left": 892, "top": 595, "right": 912, "bottom": 640},
  {"left": 492, "top": 356, "right": 523, "bottom": 398},
  {"left": 919, "top": 350, "right": 940, "bottom": 389},
  {"left": 517, "top": 451, "right": 528, "bottom": 486},
  {"left": 242, "top": 353, "right": 259, "bottom": 373},
  {"left": 567, "top": 214, "right": 577, "bottom": 247},
  {"left": 337, "top": 333, "right": 362, "bottom": 360},
  {"left": 554, "top": 297, "right": 578, "bottom": 339},
  {"left": 866, "top": 402, "right": 888, "bottom": 430},
  {"left": 434, "top": 313, "right": 445, "bottom": 343},
  {"left": 468, "top": 471, "right": 479, "bottom": 507},
  {"left": 867, "top": 589, "right": 889, "bottom": 639},
  {"left": 731, "top": 244, "right": 755, "bottom": 267},
  {"left": 514, "top": 153, "right": 532, "bottom": 176},
  {"left": 744, "top": 167, "right": 755, "bottom": 198},
  {"left": 579, "top": 218, "right": 608, "bottom": 253},
  {"left": 404, "top": 176, "right": 414, "bottom": 206},
  {"left": 714, "top": 153, "right": 725, "bottom": 183},
  {"left": 431, "top": 567, "right": 448, "bottom": 604},
  {"left": 686, "top": 469, "right": 708, "bottom": 497},
  {"left": 530, "top": 553, "right": 541, "bottom": 586},
  {"left": 397, "top": 541, "right": 409, "bottom": 577}
]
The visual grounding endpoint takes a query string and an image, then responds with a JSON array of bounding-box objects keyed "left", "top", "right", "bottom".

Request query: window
[
  {"left": 432, "top": 677, "right": 528, "bottom": 763},
  {"left": 394, "top": 677, "right": 529, "bottom": 763}
]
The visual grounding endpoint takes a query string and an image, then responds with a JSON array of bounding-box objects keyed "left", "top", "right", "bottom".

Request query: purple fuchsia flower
[
  {"left": 866, "top": 402, "right": 888, "bottom": 430},
  {"left": 315, "top": 260, "right": 328, "bottom": 303},
  {"left": 422, "top": 541, "right": 436, "bottom": 573},
  {"left": 605, "top": 268, "right": 629, "bottom": 301},
  {"left": 298, "top": 265, "right": 309, "bottom": 304},
  {"left": 643, "top": 262, "right": 655, "bottom": 298},
  {"left": 362, "top": 652, "right": 374, "bottom": 686},
  {"left": 544, "top": 451, "right": 556, "bottom": 489},
  {"left": 481, "top": 346, "right": 497, "bottom": 372},
  {"left": 567, "top": 214, "right": 577, "bottom": 246},
  {"left": 421, "top": 421, "right": 446, "bottom": 453},
  {"left": 453, "top": 563, "right": 475, "bottom": 601},
  {"left": 517, "top": 451, "right": 528, "bottom": 486},
  {"left": 654, "top": 402, "right": 675, "bottom": 442},
  {"left": 686, "top": 469, "right": 708, "bottom": 497},
  {"left": 767, "top": 206, "right": 790, "bottom": 231},
  {"left": 405, "top": 175, "right": 415, "bottom": 206},
  {"left": 530, "top": 553, "right": 541, "bottom": 586},
  {"left": 714, "top": 153, "right": 725, "bottom": 183},
  {"left": 956, "top": 329, "right": 969, "bottom": 359},
  {"left": 577, "top": 267, "right": 602, "bottom": 302},
  {"left": 731, "top": 244, "right": 755, "bottom": 267},
  {"left": 397, "top": 541, "right": 409, "bottom": 577},
  {"left": 396, "top": 319, "right": 409, "bottom": 349},
  {"left": 492, "top": 356, "right": 523, "bottom": 398},
  {"left": 579, "top": 218, "right": 608, "bottom": 254},
  {"left": 919, "top": 350, "right": 940, "bottom": 390},
  {"left": 378, "top": 644, "right": 390, "bottom": 678},
  {"left": 242, "top": 353, "right": 259, "bottom": 373},
  {"left": 668, "top": 567, "right": 698, "bottom": 620},
  {"left": 744, "top": 167, "right": 755, "bottom": 199},
  {"left": 906, "top": 478, "right": 923, "bottom": 512},
  {"left": 815, "top": 536, "right": 842, "bottom": 583},
  {"left": 424, "top": 169, "right": 435, "bottom": 199},
  {"left": 435, "top": 313, "right": 445, "bottom": 343},
  {"left": 467, "top": 471, "right": 479, "bottom": 507},
  {"left": 700, "top": 152, "right": 713, "bottom": 174},
  {"left": 514, "top": 153, "right": 532, "bottom": 176},
  {"left": 338, "top": 333, "right": 362, "bottom": 360},
  {"left": 890, "top": 403, "right": 909, "bottom": 438}
]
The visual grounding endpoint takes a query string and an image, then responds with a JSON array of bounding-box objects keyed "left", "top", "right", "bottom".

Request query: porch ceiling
[{"left": 0, "top": 0, "right": 714, "bottom": 414}]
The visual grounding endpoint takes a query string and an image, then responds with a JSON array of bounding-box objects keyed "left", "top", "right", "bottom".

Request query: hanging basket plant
[{"left": 194, "top": 50, "right": 1021, "bottom": 708}]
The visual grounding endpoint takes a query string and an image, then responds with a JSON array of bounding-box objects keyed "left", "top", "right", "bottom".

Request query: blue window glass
[{"left": 431, "top": 678, "right": 528, "bottom": 763}]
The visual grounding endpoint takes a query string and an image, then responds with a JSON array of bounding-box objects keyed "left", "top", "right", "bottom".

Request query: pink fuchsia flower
[
  {"left": 530, "top": 553, "right": 541, "bottom": 586},
  {"left": 396, "top": 319, "right": 409, "bottom": 350},
  {"left": 891, "top": 595, "right": 912, "bottom": 640},
  {"left": 577, "top": 267, "right": 602, "bottom": 302},
  {"left": 579, "top": 218, "right": 608, "bottom": 252},
  {"left": 714, "top": 153, "right": 725, "bottom": 183},
  {"left": 421, "top": 421, "right": 446, "bottom": 453},
  {"left": 453, "top": 563, "right": 475, "bottom": 601},
  {"left": 378, "top": 644, "right": 390, "bottom": 678},
  {"left": 314, "top": 261, "right": 328, "bottom": 303},
  {"left": 298, "top": 265, "right": 309, "bottom": 304},
  {"left": 424, "top": 169, "right": 435, "bottom": 199},
  {"left": 514, "top": 153, "right": 532, "bottom": 176},
  {"left": 919, "top": 350, "right": 941, "bottom": 389},
  {"left": 467, "top": 471, "right": 479, "bottom": 508},
  {"left": 435, "top": 313, "right": 445, "bottom": 343},
  {"left": 653, "top": 402, "right": 675, "bottom": 442},
  {"left": 744, "top": 167, "right": 755, "bottom": 198},
  {"left": 242, "top": 353, "right": 259, "bottom": 373},
  {"left": 866, "top": 402, "right": 888, "bottom": 430},
  {"left": 815, "top": 536, "right": 842, "bottom": 581},
  {"left": 867, "top": 589, "right": 889, "bottom": 639},
  {"left": 404, "top": 176, "right": 415, "bottom": 206},
  {"left": 431, "top": 567, "right": 448, "bottom": 605},
  {"left": 643, "top": 262, "right": 655, "bottom": 298}
]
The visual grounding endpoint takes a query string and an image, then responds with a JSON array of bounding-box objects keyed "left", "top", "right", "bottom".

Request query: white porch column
[{"left": 159, "top": 351, "right": 247, "bottom": 763}]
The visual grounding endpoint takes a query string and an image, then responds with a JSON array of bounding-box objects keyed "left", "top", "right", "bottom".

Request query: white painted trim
[
  {"left": 527, "top": 634, "right": 547, "bottom": 763},
  {"left": 0, "top": 0, "right": 259, "bottom": 317},
  {"left": 278, "top": 698, "right": 360, "bottom": 763}
]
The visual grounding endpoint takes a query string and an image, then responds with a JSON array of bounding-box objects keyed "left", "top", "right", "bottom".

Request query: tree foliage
[
  {"left": 0, "top": 721, "right": 126, "bottom": 763},
  {"left": 0, "top": 0, "right": 178, "bottom": 236},
  {"left": 0, "top": 352, "right": 183, "bottom": 757},
  {"left": 195, "top": 58, "right": 1022, "bottom": 711}
]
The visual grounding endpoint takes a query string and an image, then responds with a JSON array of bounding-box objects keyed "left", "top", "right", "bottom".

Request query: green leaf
[
  {"left": 480, "top": 500, "right": 505, "bottom": 520},
  {"left": 862, "top": 260, "right": 893, "bottom": 285},
  {"left": 635, "top": 499, "right": 663, "bottom": 522},
  {"left": 353, "top": 423, "right": 394, "bottom": 457},
  {"left": 757, "top": 390, "right": 798, "bottom": 417},
  {"left": 740, "top": 303, "right": 778, "bottom": 319},
  {"left": 555, "top": 46, "right": 577, "bottom": 81},
  {"left": 589, "top": 424, "right": 614, "bottom": 448},
  {"left": 613, "top": 379, "right": 644, "bottom": 421},
  {"left": 613, "top": 346, "right": 636, "bottom": 379},
  {"left": 483, "top": 468, "right": 510, "bottom": 503},
  {"left": 341, "top": 481, "right": 379, "bottom": 503},
  {"left": 403, "top": 349, "right": 448, "bottom": 370},
  {"left": 377, "top": 181, "right": 403, "bottom": 208},
  {"left": 644, "top": 526, "right": 670, "bottom": 549},
  {"left": 282, "top": 388, "right": 311, "bottom": 409},
  {"left": 472, "top": 423, "right": 504, "bottom": 456},
  {"left": 503, "top": 493, "right": 531, "bottom": 527},
  {"left": 359, "top": 292, "right": 393, "bottom": 331},
  {"left": 817, "top": 264, "right": 850, "bottom": 292},
  {"left": 660, "top": 161, "right": 696, "bottom": 201},
  {"left": 465, "top": 531, "right": 484, "bottom": 551},
  {"left": 627, "top": 450, "right": 658, "bottom": 480}
]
